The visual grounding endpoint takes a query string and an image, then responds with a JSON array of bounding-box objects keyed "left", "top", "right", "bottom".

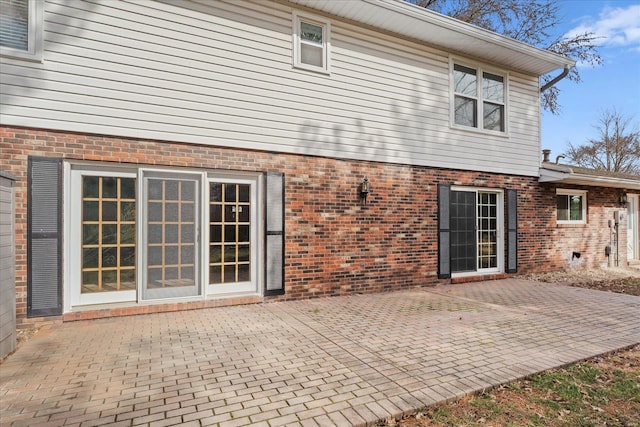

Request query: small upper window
[
  {"left": 0, "top": 0, "right": 43, "bottom": 61},
  {"left": 293, "top": 12, "right": 330, "bottom": 73},
  {"left": 452, "top": 62, "right": 506, "bottom": 132},
  {"left": 556, "top": 189, "right": 587, "bottom": 224}
]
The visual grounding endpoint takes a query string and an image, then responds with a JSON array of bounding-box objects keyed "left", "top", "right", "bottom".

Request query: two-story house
[{"left": 1, "top": 0, "right": 637, "bottom": 328}]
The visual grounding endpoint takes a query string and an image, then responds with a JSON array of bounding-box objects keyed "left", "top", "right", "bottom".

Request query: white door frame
[
  {"left": 205, "top": 175, "right": 261, "bottom": 297},
  {"left": 628, "top": 194, "right": 638, "bottom": 261},
  {"left": 66, "top": 166, "right": 137, "bottom": 309}
]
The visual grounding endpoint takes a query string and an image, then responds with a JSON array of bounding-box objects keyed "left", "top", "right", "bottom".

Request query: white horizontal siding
[{"left": 0, "top": 0, "right": 543, "bottom": 176}]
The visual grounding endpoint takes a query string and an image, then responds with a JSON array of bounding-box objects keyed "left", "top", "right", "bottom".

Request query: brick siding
[{"left": 0, "top": 126, "right": 629, "bottom": 326}]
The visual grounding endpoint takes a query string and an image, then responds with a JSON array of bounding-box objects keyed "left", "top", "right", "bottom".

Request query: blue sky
[{"left": 541, "top": 0, "right": 640, "bottom": 159}]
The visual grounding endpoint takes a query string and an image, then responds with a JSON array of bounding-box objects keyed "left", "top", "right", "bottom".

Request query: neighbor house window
[
  {"left": 293, "top": 12, "right": 330, "bottom": 73},
  {"left": 0, "top": 0, "right": 43, "bottom": 61},
  {"left": 556, "top": 189, "right": 587, "bottom": 224},
  {"left": 452, "top": 62, "right": 506, "bottom": 132}
]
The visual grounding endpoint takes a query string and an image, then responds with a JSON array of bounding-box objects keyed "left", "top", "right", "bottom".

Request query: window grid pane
[
  {"left": 477, "top": 192, "right": 498, "bottom": 270},
  {"left": 209, "top": 183, "right": 251, "bottom": 285},
  {"left": 81, "top": 176, "right": 136, "bottom": 293},
  {"left": 146, "top": 179, "right": 196, "bottom": 289}
]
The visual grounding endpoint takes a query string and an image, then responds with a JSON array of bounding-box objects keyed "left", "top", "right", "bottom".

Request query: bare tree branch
[
  {"left": 566, "top": 109, "right": 640, "bottom": 174},
  {"left": 407, "top": 0, "right": 602, "bottom": 114}
]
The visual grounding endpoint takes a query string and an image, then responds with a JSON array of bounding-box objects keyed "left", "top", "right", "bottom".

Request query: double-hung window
[
  {"left": 0, "top": 0, "right": 43, "bottom": 61},
  {"left": 293, "top": 12, "right": 330, "bottom": 73},
  {"left": 452, "top": 62, "right": 506, "bottom": 132},
  {"left": 556, "top": 189, "right": 587, "bottom": 224}
]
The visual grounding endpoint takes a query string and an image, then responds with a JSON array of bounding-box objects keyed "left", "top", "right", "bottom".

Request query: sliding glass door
[{"left": 142, "top": 172, "right": 200, "bottom": 300}]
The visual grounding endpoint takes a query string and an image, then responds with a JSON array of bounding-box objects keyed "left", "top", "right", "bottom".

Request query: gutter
[{"left": 540, "top": 65, "right": 571, "bottom": 93}]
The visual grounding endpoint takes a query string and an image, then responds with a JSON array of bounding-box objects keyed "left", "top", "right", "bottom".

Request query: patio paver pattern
[{"left": 1, "top": 279, "right": 639, "bottom": 426}]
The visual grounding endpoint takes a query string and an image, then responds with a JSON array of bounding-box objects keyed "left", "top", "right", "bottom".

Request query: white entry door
[{"left": 628, "top": 194, "right": 638, "bottom": 261}]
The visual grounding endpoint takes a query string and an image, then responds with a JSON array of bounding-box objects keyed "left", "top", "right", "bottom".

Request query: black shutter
[
  {"left": 28, "top": 157, "right": 63, "bottom": 317},
  {"left": 506, "top": 189, "right": 518, "bottom": 273},
  {"left": 438, "top": 184, "right": 451, "bottom": 279},
  {"left": 264, "top": 172, "right": 285, "bottom": 295}
]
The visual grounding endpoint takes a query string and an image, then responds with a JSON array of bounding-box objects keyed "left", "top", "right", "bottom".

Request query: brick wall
[
  {"left": 542, "top": 184, "right": 627, "bottom": 270},
  {"left": 0, "top": 126, "right": 629, "bottom": 326}
]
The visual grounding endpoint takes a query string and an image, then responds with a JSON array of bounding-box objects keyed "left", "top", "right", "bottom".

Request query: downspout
[{"left": 540, "top": 65, "right": 572, "bottom": 93}]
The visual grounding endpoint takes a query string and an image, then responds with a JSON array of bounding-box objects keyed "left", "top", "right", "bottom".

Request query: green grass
[{"left": 391, "top": 348, "right": 640, "bottom": 427}]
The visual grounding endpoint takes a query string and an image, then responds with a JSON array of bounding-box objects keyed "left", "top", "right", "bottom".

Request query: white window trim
[
  {"left": 556, "top": 189, "right": 587, "bottom": 224},
  {"left": 292, "top": 11, "right": 331, "bottom": 74},
  {"left": 450, "top": 186, "right": 504, "bottom": 278},
  {"left": 450, "top": 57, "right": 508, "bottom": 136},
  {"left": 0, "top": 0, "right": 44, "bottom": 62}
]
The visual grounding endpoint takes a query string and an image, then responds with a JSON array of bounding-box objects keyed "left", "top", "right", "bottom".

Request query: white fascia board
[{"left": 539, "top": 168, "right": 640, "bottom": 190}]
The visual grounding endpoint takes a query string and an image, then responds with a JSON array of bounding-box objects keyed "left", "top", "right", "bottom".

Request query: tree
[
  {"left": 407, "top": 0, "right": 602, "bottom": 114},
  {"left": 566, "top": 110, "right": 640, "bottom": 174}
]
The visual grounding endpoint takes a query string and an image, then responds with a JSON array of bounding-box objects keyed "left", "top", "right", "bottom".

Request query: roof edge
[
  {"left": 539, "top": 166, "right": 640, "bottom": 190},
  {"left": 378, "top": 0, "right": 574, "bottom": 70},
  {"left": 286, "top": 0, "right": 574, "bottom": 75}
]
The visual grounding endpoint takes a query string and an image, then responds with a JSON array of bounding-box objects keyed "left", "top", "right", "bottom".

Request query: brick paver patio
[{"left": 2, "top": 279, "right": 639, "bottom": 426}]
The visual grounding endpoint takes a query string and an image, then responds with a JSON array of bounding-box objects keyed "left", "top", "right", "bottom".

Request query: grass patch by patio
[{"left": 386, "top": 272, "right": 640, "bottom": 427}]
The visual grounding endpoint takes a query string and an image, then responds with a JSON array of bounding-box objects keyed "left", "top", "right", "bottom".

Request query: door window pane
[
  {"left": 477, "top": 192, "right": 498, "bottom": 270},
  {"left": 81, "top": 176, "right": 136, "bottom": 293},
  {"left": 145, "top": 178, "right": 197, "bottom": 290},
  {"left": 450, "top": 191, "right": 477, "bottom": 273},
  {"left": 209, "top": 182, "right": 252, "bottom": 284}
]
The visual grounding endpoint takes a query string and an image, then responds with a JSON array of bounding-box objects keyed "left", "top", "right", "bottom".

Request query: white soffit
[{"left": 287, "top": 0, "right": 574, "bottom": 76}]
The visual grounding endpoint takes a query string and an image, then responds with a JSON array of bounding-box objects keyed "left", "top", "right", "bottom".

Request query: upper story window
[
  {"left": 556, "top": 189, "right": 587, "bottom": 224},
  {"left": 0, "top": 0, "right": 43, "bottom": 61},
  {"left": 452, "top": 62, "right": 506, "bottom": 132},
  {"left": 293, "top": 12, "right": 330, "bottom": 74}
]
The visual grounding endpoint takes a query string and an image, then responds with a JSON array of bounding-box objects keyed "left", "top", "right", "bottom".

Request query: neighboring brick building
[
  {"left": 540, "top": 160, "right": 640, "bottom": 270},
  {"left": 1, "top": 0, "right": 638, "bottom": 328}
]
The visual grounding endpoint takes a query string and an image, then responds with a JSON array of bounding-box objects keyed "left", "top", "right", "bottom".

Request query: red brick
[{"left": 3, "top": 125, "right": 630, "bottom": 329}]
